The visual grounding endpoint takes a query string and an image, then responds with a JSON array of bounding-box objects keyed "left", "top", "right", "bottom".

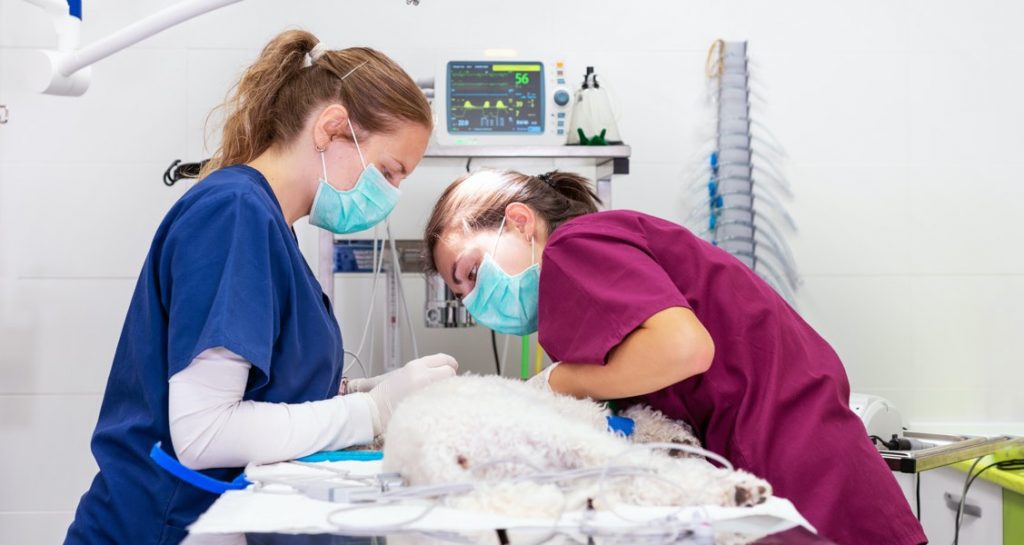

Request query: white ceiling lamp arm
[{"left": 24, "top": 0, "right": 245, "bottom": 96}]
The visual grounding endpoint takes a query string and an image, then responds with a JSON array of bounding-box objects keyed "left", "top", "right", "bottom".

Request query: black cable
[
  {"left": 491, "top": 330, "right": 501, "bottom": 375},
  {"left": 954, "top": 458, "right": 1024, "bottom": 544},
  {"left": 162, "top": 159, "right": 208, "bottom": 186},
  {"left": 163, "top": 160, "right": 181, "bottom": 186},
  {"left": 915, "top": 472, "right": 921, "bottom": 521}
]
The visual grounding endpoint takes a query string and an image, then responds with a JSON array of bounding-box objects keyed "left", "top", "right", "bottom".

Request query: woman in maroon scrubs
[{"left": 424, "top": 169, "right": 926, "bottom": 545}]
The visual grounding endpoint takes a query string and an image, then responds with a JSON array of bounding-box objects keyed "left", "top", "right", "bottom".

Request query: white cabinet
[{"left": 896, "top": 467, "right": 1004, "bottom": 544}]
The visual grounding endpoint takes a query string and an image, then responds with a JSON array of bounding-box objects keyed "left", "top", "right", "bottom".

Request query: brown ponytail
[
  {"left": 201, "top": 30, "right": 432, "bottom": 178},
  {"left": 423, "top": 169, "right": 601, "bottom": 272}
]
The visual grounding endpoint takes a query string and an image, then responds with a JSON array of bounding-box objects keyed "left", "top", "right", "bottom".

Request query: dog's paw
[{"left": 726, "top": 472, "right": 772, "bottom": 507}]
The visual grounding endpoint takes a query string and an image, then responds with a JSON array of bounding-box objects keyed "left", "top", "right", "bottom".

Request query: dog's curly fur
[{"left": 382, "top": 375, "right": 771, "bottom": 518}]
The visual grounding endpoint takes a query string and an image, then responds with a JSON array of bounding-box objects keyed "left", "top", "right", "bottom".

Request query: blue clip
[
  {"left": 606, "top": 415, "right": 635, "bottom": 437},
  {"left": 150, "top": 442, "right": 250, "bottom": 494},
  {"left": 295, "top": 450, "right": 384, "bottom": 463},
  {"left": 709, "top": 151, "right": 719, "bottom": 172}
]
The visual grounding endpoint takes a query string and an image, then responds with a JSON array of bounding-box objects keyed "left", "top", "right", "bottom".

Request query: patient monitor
[{"left": 434, "top": 59, "right": 574, "bottom": 146}]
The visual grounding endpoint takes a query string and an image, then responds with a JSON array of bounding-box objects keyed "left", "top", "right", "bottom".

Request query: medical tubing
[
  {"left": 327, "top": 500, "right": 439, "bottom": 533},
  {"left": 595, "top": 442, "right": 723, "bottom": 525},
  {"left": 343, "top": 350, "right": 369, "bottom": 380},
  {"left": 386, "top": 222, "right": 420, "bottom": 359},
  {"left": 255, "top": 449, "right": 733, "bottom": 536},
  {"left": 352, "top": 235, "right": 387, "bottom": 362}
]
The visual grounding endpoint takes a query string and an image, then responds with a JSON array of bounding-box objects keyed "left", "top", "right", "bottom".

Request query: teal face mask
[
  {"left": 309, "top": 119, "right": 401, "bottom": 234},
  {"left": 462, "top": 218, "right": 540, "bottom": 336}
]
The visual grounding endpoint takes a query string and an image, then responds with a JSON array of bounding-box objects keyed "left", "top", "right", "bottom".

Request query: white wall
[{"left": 2, "top": 0, "right": 1023, "bottom": 541}]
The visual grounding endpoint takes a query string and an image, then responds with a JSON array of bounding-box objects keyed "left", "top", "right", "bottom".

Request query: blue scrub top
[{"left": 65, "top": 165, "right": 344, "bottom": 545}]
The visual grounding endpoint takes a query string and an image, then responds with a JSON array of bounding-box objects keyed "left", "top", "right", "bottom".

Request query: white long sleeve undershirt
[{"left": 168, "top": 347, "right": 375, "bottom": 470}]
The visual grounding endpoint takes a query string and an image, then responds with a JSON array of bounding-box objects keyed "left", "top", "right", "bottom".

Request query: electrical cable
[
  {"left": 953, "top": 457, "right": 1024, "bottom": 545},
  {"left": 953, "top": 455, "right": 982, "bottom": 545},
  {"left": 500, "top": 334, "right": 511, "bottom": 377},
  {"left": 491, "top": 330, "right": 500, "bottom": 375},
  {"left": 915, "top": 472, "right": 921, "bottom": 522}
]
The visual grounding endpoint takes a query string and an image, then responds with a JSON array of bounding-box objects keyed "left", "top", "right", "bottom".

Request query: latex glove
[
  {"left": 526, "top": 362, "right": 560, "bottom": 392},
  {"left": 345, "top": 372, "right": 391, "bottom": 394},
  {"left": 366, "top": 353, "right": 458, "bottom": 435}
]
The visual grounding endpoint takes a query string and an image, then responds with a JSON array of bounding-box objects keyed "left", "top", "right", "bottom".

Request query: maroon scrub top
[{"left": 538, "top": 210, "right": 925, "bottom": 545}]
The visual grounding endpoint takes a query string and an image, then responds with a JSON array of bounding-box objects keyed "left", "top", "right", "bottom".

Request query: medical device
[
  {"left": 434, "top": 59, "right": 574, "bottom": 146},
  {"left": 849, "top": 393, "right": 903, "bottom": 442},
  {"left": 425, "top": 274, "right": 474, "bottom": 328},
  {"left": 567, "top": 66, "right": 623, "bottom": 145},
  {"left": 23, "top": 0, "right": 419, "bottom": 97},
  {"left": 685, "top": 40, "right": 800, "bottom": 303}
]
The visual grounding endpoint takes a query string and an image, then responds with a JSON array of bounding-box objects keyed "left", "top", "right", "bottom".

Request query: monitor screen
[{"left": 447, "top": 61, "right": 544, "bottom": 134}]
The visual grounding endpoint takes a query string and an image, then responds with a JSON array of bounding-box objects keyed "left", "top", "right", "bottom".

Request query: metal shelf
[
  {"left": 424, "top": 144, "right": 631, "bottom": 176},
  {"left": 424, "top": 144, "right": 631, "bottom": 159}
]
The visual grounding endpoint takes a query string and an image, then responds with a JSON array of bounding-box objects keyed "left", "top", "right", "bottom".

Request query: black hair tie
[{"left": 537, "top": 172, "right": 557, "bottom": 188}]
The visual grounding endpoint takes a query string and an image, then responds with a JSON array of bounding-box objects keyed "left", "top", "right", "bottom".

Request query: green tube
[{"left": 520, "top": 335, "right": 530, "bottom": 380}]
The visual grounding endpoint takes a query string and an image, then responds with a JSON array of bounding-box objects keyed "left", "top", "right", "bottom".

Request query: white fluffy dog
[{"left": 382, "top": 375, "right": 770, "bottom": 517}]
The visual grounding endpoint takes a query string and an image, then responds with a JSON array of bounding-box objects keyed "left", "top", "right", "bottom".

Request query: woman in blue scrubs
[{"left": 63, "top": 31, "right": 454, "bottom": 545}]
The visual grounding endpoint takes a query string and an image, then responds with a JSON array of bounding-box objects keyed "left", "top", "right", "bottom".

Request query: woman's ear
[
  {"left": 504, "top": 202, "right": 537, "bottom": 239},
  {"left": 313, "top": 104, "right": 351, "bottom": 147}
]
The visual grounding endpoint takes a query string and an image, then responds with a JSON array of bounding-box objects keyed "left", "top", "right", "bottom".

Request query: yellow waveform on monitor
[{"left": 461, "top": 99, "right": 512, "bottom": 110}]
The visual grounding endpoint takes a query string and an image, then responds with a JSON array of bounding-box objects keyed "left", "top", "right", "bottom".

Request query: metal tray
[{"left": 881, "top": 433, "right": 1023, "bottom": 473}]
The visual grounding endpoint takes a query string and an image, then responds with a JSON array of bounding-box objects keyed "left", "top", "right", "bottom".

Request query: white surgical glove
[
  {"left": 366, "top": 353, "right": 458, "bottom": 435},
  {"left": 526, "top": 362, "right": 560, "bottom": 392},
  {"left": 345, "top": 372, "right": 391, "bottom": 394}
]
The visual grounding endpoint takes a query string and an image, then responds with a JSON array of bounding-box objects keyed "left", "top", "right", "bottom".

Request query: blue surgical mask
[
  {"left": 309, "top": 119, "right": 401, "bottom": 234},
  {"left": 462, "top": 218, "right": 540, "bottom": 336}
]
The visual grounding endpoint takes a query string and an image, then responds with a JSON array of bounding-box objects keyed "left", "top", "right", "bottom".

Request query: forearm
[
  {"left": 169, "top": 347, "right": 376, "bottom": 470},
  {"left": 548, "top": 308, "right": 713, "bottom": 400}
]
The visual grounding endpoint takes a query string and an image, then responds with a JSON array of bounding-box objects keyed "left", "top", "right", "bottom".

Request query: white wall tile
[
  {"left": 795, "top": 275, "right": 916, "bottom": 391},
  {"left": 907, "top": 164, "right": 1024, "bottom": 275},
  {"left": 0, "top": 0, "right": 57, "bottom": 49},
  {"left": 184, "top": 49, "right": 258, "bottom": 160},
  {"left": 756, "top": 50, "right": 910, "bottom": 165},
  {"left": 0, "top": 278, "right": 132, "bottom": 395},
  {"left": 0, "top": 394, "right": 101, "bottom": 512},
  {"left": 0, "top": 162, "right": 186, "bottom": 279},
  {"left": 0, "top": 512, "right": 75, "bottom": 544},
  {"left": 907, "top": 0, "right": 1024, "bottom": 54},
  {"left": 749, "top": 0, "right": 913, "bottom": 54},
  {"left": 785, "top": 164, "right": 912, "bottom": 275},
  {"left": 907, "top": 50, "right": 1024, "bottom": 165},
  {"left": 0, "top": 47, "right": 187, "bottom": 163},
  {"left": 611, "top": 161, "right": 691, "bottom": 220},
  {"left": 908, "top": 275, "right": 1024, "bottom": 390}
]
